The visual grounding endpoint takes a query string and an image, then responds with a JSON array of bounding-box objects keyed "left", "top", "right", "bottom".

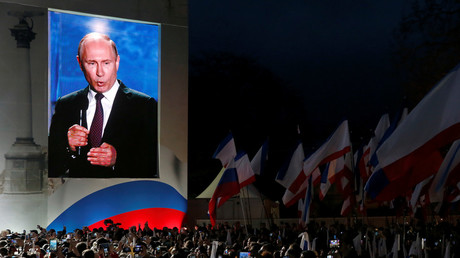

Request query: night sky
[{"left": 188, "top": 1, "right": 413, "bottom": 203}]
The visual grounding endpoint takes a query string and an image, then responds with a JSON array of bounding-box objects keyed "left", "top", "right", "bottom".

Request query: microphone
[
  {"left": 78, "top": 109, "right": 83, "bottom": 156},
  {"left": 78, "top": 100, "right": 89, "bottom": 155}
]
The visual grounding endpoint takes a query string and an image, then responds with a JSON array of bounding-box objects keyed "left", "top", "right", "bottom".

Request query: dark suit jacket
[{"left": 49, "top": 80, "right": 158, "bottom": 178}]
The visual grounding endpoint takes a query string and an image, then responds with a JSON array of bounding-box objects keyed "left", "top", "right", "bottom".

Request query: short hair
[
  {"left": 0, "top": 247, "right": 7, "bottom": 256},
  {"left": 82, "top": 249, "right": 95, "bottom": 258},
  {"left": 77, "top": 32, "right": 118, "bottom": 58},
  {"left": 76, "top": 242, "right": 87, "bottom": 255}
]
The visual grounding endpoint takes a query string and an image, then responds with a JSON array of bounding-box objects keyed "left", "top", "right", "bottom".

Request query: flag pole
[
  {"left": 348, "top": 141, "right": 358, "bottom": 218},
  {"left": 241, "top": 186, "right": 253, "bottom": 226},
  {"left": 246, "top": 187, "right": 254, "bottom": 226},
  {"left": 252, "top": 138, "right": 271, "bottom": 227},
  {"left": 238, "top": 191, "right": 249, "bottom": 235}
]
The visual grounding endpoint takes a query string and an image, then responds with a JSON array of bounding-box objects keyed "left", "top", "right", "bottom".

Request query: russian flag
[
  {"left": 251, "top": 140, "right": 269, "bottom": 175},
  {"left": 208, "top": 160, "right": 240, "bottom": 226},
  {"left": 366, "top": 63, "right": 460, "bottom": 201},
  {"left": 289, "top": 120, "right": 351, "bottom": 193},
  {"left": 47, "top": 180, "right": 187, "bottom": 231},
  {"left": 213, "top": 132, "right": 237, "bottom": 167}
]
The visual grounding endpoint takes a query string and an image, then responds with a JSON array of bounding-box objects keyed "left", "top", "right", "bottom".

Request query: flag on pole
[
  {"left": 338, "top": 154, "right": 355, "bottom": 216},
  {"left": 282, "top": 167, "right": 320, "bottom": 207},
  {"left": 360, "top": 113, "right": 390, "bottom": 180},
  {"left": 251, "top": 140, "right": 269, "bottom": 175},
  {"left": 234, "top": 151, "right": 256, "bottom": 188},
  {"left": 365, "top": 63, "right": 460, "bottom": 201},
  {"left": 212, "top": 132, "right": 237, "bottom": 167},
  {"left": 354, "top": 148, "right": 367, "bottom": 215},
  {"left": 355, "top": 144, "right": 366, "bottom": 181},
  {"left": 289, "top": 120, "right": 352, "bottom": 193},
  {"left": 333, "top": 152, "right": 353, "bottom": 187},
  {"left": 331, "top": 153, "right": 355, "bottom": 206},
  {"left": 408, "top": 233, "right": 422, "bottom": 258},
  {"left": 298, "top": 231, "right": 311, "bottom": 251},
  {"left": 340, "top": 195, "right": 353, "bottom": 216},
  {"left": 369, "top": 108, "right": 408, "bottom": 168},
  {"left": 377, "top": 237, "right": 388, "bottom": 257},
  {"left": 282, "top": 179, "right": 308, "bottom": 207},
  {"left": 366, "top": 151, "right": 443, "bottom": 201},
  {"left": 337, "top": 175, "right": 353, "bottom": 197},
  {"left": 444, "top": 241, "right": 451, "bottom": 258},
  {"left": 312, "top": 167, "right": 322, "bottom": 186},
  {"left": 276, "top": 140, "right": 304, "bottom": 189},
  {"left": 447, "top": 184, "right": 460, "bottom": 203},
  {"left": 353, "top": 233, "right": 362, "bottom": 256},
  {"left": 429, "top": 140, "right": 460, "bottom": 203},
  {"left": 300, "top": 175, "right": 313, "bottom": 225},
  {"left": 319, "top": 153, "right": 353, "bottom": 201},
  {"left": 356, "top": 178, "right": 366, "bottom": 215},
  {"left": 297, "top": 198, "right": 304, "bottom": 219},
  {"left": 409, "top": 175, "right": 434, "bottom": 214},
  {"left": 319, "top": 160, "right": 337, "bottom": 200},
  {"left": 284, "top": 153, "right": 352, "bottom": 207},
  {"left": 389, "top": 234, "right": 400, "bottom": 258},
  {"left": 208, "top": 159, "right": 240, "bottom": 226}
]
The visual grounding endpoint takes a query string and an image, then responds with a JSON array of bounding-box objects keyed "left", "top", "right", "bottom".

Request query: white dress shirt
[{"left": 86, "top": 80, "right": 120, "bottom": 136}]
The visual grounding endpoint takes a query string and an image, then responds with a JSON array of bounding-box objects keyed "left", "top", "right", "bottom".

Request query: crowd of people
[{"left": 0, "top": 217, "right": 459, "bottom": 258}]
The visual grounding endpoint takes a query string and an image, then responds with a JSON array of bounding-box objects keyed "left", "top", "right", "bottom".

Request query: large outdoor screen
[
  {"left": 48, "top": 10, "right": 160, "bottom": 178},
  {"left": 0, "top": 1, "right": 187, "bottom": 231}
]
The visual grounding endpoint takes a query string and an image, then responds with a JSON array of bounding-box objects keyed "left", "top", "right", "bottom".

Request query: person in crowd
[{"left": 2, "top": 218, "right": 459, "bottom": 258}]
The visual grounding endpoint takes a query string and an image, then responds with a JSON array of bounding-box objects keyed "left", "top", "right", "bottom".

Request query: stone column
[{"left": 3, "top": 13, "right": 44, "bottom": 194}]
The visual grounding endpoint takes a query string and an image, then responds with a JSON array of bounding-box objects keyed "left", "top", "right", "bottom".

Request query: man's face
[{"left": 77, "top": 38, "right": 120, "bottom": 93}]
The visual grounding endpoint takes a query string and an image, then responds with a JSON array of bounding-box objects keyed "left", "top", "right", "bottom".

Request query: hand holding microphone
[{"left": 67, "top": 124, "right": 89, "bottom": 152}]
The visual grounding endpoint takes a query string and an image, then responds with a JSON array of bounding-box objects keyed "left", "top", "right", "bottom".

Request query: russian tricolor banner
[
  {"left": 47, "top": 180, "right": 187, "bottom": 231},
  {"left": 208, "top": 160, "right": 240, "bottom": 226}
]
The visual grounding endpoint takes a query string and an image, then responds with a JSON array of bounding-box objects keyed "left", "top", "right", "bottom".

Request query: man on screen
[{"left": 49, "top": 32, "right": 158, "bottom": 178}]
